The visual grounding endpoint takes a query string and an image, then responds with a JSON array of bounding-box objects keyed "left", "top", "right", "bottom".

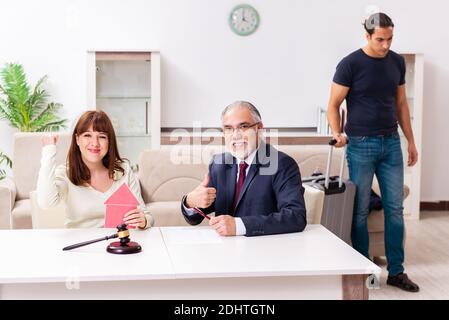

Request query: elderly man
[{"left": 181, "top": 101, "right": 306, "bottom": 237}]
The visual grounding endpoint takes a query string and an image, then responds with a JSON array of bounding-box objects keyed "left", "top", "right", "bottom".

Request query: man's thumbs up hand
[
  {"left": 201, "top": 173, "right": 210, "bottom": 187},
  {"left": 186, "top": 173, "right": 216, "bottom": 209}
]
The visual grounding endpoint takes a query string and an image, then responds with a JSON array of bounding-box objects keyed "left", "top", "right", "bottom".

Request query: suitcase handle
[
  {"left": 325, "top": 107, "right": 347, "bottom": 190},
  {"left": 324, "top": 141, "right": 347, "bottom": 189}
]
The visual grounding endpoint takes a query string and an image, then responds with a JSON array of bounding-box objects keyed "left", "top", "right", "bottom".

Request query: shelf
[
  {"left": 161, "top": 128, "right": 321, "bottom": 138},
  {"left": 116, "top": 134, "right": 152, "bottom": 138},
  {"left": 97, "top": 96, "right": 151, "bottom": 99},
  {"left": 96, "top": 52, "right": 151, "bottom": 61}
]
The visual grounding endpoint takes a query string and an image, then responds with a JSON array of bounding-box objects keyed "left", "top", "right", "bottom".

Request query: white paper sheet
[{"left": 163, "top": 228, "right": 223, "bottom": 245}]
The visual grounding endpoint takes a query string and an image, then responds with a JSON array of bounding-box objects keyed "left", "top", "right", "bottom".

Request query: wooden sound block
[{"left": 106, "top": 241, "right": 142, "bottom": 254}]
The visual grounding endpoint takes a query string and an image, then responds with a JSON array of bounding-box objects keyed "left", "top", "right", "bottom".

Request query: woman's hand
[
  {"left": 123, "top": 208, "right": 147, "bottom": 229},
  {"left": 42, "top": 134, "right": 59, "bottom": 146}
]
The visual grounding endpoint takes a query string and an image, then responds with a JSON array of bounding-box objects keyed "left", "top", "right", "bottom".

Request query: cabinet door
[
  {"left": 96, "top": 60, "right": 151, "bottom": 98},
  {"left": 95, "top": 56, "right": 152, "bottom": 166},
  {"left": 96, "top": 98, "right": 150, "bottom": 136}
]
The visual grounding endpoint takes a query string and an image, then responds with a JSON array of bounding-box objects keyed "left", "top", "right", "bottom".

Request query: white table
[{"left": 0, "top": 225, "right": 380, "bottom": 300}]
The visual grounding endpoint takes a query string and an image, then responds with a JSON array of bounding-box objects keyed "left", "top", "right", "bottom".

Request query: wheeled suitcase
[{"left": 303, "top": 139, "right": 356, "bottom": 244}]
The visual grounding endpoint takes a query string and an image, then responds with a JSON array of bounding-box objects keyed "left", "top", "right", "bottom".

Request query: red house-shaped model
[{"left": 104, "top": 183, "right": 140, "bottom": 228}]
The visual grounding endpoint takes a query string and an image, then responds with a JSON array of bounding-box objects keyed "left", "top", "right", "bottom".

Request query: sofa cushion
[
  {"left": 147, "top": 201, "right": 210, "bottom": 227},
  {"left": 303, "top": 184, "right": 325, "bottom": 224},
  {"left": 138, "top": 149, "right": 209, "bottom": 203},
  {"left": 13, "top": 133, "right": 70, "bottom": 200},
  {"left": 11, "top": 199, "right": 32, "bottom": 229},
  {"left": 276, "top": 145, "right": 347, "bottom": 178}
]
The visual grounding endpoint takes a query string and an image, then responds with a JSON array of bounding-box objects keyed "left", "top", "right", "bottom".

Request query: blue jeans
[{"left": 347, "top": 132, "right": 405, "bottom": 276}]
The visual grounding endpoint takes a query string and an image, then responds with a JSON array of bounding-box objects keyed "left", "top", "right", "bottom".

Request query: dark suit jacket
[{"left": 181, "top": 142, "right": 307, "bottom": 236}]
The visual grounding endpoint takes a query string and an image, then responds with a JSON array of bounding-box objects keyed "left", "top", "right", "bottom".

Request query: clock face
[{"left": 229, "top": 4, "right": 260, "bottom": 36}]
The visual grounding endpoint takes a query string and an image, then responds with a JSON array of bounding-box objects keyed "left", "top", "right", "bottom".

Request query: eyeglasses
[{"left": 222, "top": 122, "right": 259, "bottom": 135}]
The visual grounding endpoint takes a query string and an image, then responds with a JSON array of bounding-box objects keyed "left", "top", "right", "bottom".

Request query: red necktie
[{"left": 232, "top": 161, "right": 249, "bottom": 213}]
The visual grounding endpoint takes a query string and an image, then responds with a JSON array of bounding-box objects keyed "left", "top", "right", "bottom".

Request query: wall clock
[{"left": 229, "top": 4, "right": 260, "bottom": 36}]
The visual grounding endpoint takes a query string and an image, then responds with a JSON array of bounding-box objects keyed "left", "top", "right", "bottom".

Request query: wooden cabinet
[
  {"left": 87, "top": 51, "right": 161, "bottom": 167},
  {"left": 400, "top": 53, "right": 424, "bottom": 219}
]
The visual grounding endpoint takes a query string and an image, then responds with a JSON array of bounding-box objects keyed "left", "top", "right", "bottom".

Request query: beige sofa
[
  {"left": 0, "top": 133, "right": 408, "bottom": 258},
  {"left": 0, "top": 133, "right": 70, "bottom": 229}
]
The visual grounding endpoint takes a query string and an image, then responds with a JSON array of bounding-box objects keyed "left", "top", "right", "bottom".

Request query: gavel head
[
  {"left": 107, "top": 223, "right": 141, "bottom": 254},
  {"left": 116, "top": 224, "right": 130, "bottom": 245}
]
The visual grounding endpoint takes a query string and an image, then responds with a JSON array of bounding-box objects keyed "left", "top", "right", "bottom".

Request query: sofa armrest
[
  {"left": 303, "top": 184, "right": 325, "bottom": 224},
  {"left": 372, "top": 177, "right": 410, "bottom": 200},
  {"left": 0, "top": 177, "right": 17, "bottom": 229}
]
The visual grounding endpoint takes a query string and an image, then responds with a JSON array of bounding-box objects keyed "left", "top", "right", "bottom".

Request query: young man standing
[{"left": 327, "top": 13, "right": 419, "bottom": 292}]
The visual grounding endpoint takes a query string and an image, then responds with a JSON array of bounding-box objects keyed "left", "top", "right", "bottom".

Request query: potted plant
[{"left": 0, "top": 63, "right": 67, "bottom": 132}]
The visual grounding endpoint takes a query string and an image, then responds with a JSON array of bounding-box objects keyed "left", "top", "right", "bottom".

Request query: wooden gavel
[{"left": 63, "top": 224, "right": 141, "bottom": 254}]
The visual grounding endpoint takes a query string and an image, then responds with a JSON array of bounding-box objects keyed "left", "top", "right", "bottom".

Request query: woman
[{"left": 37, "top": 110, "right": 153, "bottom": 229}]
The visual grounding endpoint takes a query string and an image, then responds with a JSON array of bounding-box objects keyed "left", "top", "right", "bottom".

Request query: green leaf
[
  {"left": 0, "top": 151, "right": 12, "bottom": 168},
  {"left": 0, "top": 151, "right": 12, "bottom": 180},
  {"left": 27, "top": 75, "right": 49, "bottom": 119},
  {"left": 29, "top": 102, "right": 67, "bottom": 131}
]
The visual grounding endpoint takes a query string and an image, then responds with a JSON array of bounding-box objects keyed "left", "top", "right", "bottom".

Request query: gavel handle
[{"left": 63, "top": 234, "right": 118, "bottom": 251}]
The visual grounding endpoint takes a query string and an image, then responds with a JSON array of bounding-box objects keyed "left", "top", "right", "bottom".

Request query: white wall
[
  {"left": 0, "top": 0, "right": 448, "bottom": 201},
  {"left": 159, "top": 0, "right": 355, "bottom": 128},
  {"left": 0, "top": 0, "right": 161, "bottom": 160}
]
